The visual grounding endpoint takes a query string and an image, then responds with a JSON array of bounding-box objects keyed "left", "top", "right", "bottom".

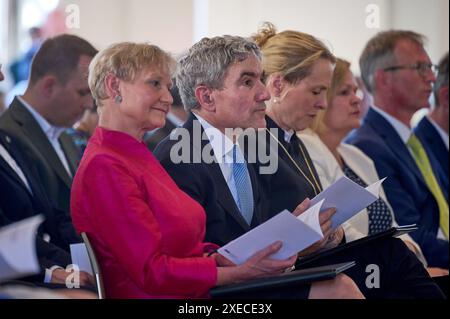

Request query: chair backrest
[{"left": 81, "top": 232, "right": 106, "bottom": 299}]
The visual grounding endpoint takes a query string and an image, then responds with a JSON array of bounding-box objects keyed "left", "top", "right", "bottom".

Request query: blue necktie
[{"left": 232, "top": 145, "right": 254, "bottom": 225}]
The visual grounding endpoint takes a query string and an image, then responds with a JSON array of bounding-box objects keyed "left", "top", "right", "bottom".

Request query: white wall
[
  {"left": 52, "top": 0, "right": 449, "bottom": 72},
  {"left": 60, "top": 0, "right": 194, "bottom": 55},
  {"left": 205, "top": 0, "right": 448, "bottom": 74},
  {"left": 392, "top": 0, "right": 449, "bottom": 63}
]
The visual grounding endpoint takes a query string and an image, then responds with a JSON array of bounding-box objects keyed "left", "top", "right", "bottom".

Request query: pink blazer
[{"left": 71, "top": 127, "right": 217, "bottom": 298}]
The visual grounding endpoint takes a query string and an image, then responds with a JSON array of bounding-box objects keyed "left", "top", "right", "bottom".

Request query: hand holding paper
[
  {"left": 219, "top": 176, "right": 387, "bottom": 265},
  {"left": 218, "top": 200, "right": 326, "bottom": 265},
  {"left": 310, "top": 176, "right": 387, "bottom": 229}
]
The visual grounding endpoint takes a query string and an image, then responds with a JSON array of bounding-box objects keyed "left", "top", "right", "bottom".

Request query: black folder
[
  {"left": 209, "top": 261, "right": 355, "bottom": 298},
  {"left": 296, "top": 225, "right": 418, "bottom": 268}
]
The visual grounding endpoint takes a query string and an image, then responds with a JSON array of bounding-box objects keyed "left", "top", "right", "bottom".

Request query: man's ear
[
  {"left": 374, "top": 69, "right": 388, "bottom": 91},
  {"left": 104, "top": 73, "right": 121, "bottom": 99},
  {"left": 195, "top": 85, "right": 215, "bottom": 111},
  {"left": 40, "top": 75, "right": 58, "bottom": 98}
]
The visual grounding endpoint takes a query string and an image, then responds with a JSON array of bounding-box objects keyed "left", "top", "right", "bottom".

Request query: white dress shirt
[
  {"left": 18, "top": 96, "right": 72, "bottom": 177},
  {"left": 193, "top": 113, "right": 247, "bottom": 207},
  {"left": 371, "top": 105, "right": 412, "bottom": 143},
  {"left": 283, "top": 129, "right": 295, "bottom": 143}
]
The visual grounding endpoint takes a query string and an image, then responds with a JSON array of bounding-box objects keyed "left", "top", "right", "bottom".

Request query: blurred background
[{"left": 0, "top": 0, "right": 449, "bottom": 112}]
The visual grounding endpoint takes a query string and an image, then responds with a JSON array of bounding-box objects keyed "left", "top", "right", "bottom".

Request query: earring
[
  {"left": 114, "top": 95, "right": 122, "bottom": 104},
  {"left": 273, "top": 97, "right": 280, "bottom": 104}
]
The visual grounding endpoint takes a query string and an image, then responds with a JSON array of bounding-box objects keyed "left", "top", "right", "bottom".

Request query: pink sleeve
[
  {"left": 202, "top": 243, "right": 220, "bottom": 255},
  {"left": 81, "top": 155, "right": 217, "bottom": 297}
]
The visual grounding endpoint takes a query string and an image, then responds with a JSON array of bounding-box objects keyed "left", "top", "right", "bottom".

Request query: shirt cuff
[{"left": 44, "top": 265, "right": 64, "bottom": 283}]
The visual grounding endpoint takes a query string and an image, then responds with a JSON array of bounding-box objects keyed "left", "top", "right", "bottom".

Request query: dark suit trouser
[{"left": 297, "top": 237, "right": 444, "bottom": 299}]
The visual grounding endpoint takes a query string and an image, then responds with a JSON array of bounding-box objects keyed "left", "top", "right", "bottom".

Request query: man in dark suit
[
  {"left": 155, "top": 36, "right": 369, "bottom": 299},
  {"left": 156, "top": 113, "right": 272, "bottom": 247},
  {"left": 154, "top": 35, "right": 444, "bottom": 298},
  {"left": 346, "top": 31, "right": 448, "bottom": 268},
  {"left": 414, "top": 53, "right": 449, "bottom": 197},
  {"left": 0, "top": 60, "right": 91, "bottom": 287},
  {"left": 0, "top": 34, "right": 97, "bottom": 214}
]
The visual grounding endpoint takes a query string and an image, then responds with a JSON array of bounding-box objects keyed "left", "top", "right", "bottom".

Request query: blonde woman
[{"left": 253, "top": 23, "right": 444, "bottom": 298}]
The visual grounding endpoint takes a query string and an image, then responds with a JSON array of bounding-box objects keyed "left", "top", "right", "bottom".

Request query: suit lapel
[
  {"left": 265, "top": 115, "right": 322, "bottom": 196},
  {"left": 0, "top": 140, "right": 32, "bottom": 195},
  {"left": 59, "top": 132, "right": 79, "bottom": 175},
  {"left": 247, "top": 162, "right": 263, "bottom": 226},
  {"left": 10, "top": 99, "right": 72, "bottom": 187},
  {"left": 365, "top": 109, "right": 426, "bottom": 185},
  {"left": 418, "top": 118, "right": 448, "bottom": 168},
  {"left": 416, "top": 118, "right": 449, "bottom": 199},
  {"left": 297, "top": 137, "right": 323, "bottom": 192},
  {"left": 185, "top": 114, "right": 251, "bottom": 231},
  {"left": 0, "top": 131, "right": 58, "bottom": 234}
]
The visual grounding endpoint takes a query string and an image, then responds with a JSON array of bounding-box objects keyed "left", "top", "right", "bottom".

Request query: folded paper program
[
  {"left": 310, "top": 176, "right": 387, "bottom": 229},
  {"left": 0, "top": 215, "right": 43, "bottom": 281},
  {"left": 219, "top": 176, "right": 386, "bottom": 265}
]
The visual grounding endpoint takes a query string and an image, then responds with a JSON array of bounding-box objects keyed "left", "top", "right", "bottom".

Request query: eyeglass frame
[{"left": 383, "top": 62, "right": 438, "bottom": 77}]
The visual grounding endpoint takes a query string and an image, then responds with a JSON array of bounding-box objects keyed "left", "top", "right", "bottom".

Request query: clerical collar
[{"left": 283, "top": 129, "right": 296, "bottom": 143}]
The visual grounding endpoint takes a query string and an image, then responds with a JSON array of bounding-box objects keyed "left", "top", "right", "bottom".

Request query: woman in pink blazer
[{"left": 69, "top": 42, "right": 307, "bottom": 299}]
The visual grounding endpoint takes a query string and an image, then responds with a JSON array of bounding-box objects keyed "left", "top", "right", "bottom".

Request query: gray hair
[
  {"left": 434, "top": 52, "right": 449, "bottom": 107},
  {"left": 359, "top": 30, "right": 425, "bottom": 94},
  {"left": 176, "top": 35, "right": 261, "bottom": 111}
]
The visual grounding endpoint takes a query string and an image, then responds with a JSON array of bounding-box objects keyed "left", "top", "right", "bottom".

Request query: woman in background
[
  {"left": 253, "top": 22, "right": 444, "bottom": 298},
  {"left": 297, "top": 58, "right": 447, "bottom": 277}
]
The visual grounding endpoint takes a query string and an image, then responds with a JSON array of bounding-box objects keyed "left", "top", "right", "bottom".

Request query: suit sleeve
[
  {"left": 0, "top": 207, "right": 71, "bottom": 282},
  {"left": 52, "top": 206, "right": 82, "bottom": 249},
  {"left": 36, "top": 236, "right": 72, "bottom": 271},
  {"left": 355, "top": 139, "right": 449, "bottom": 267},
  {"left": 80, "top": 155, "right": 217, "bottom": 297}
]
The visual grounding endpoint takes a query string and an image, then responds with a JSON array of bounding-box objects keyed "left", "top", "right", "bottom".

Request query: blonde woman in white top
[{"left": 297, "top": 59, "right": 432, "bottom": 268}]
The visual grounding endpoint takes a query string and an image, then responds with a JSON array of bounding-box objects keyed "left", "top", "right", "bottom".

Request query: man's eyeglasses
[{"left": 383, "top": 62, "right": 438, "bottom": 77}]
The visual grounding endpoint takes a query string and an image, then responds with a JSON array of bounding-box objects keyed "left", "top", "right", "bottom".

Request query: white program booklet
[
  {"left": 218, "top": 176, "right": 386, "bottom": 265},
  {"left": 70, "top": 243, "right": 93, "bottom": 276},
  {"left": 310, "top": 176, "right": 387, "bottom": 229},
  {"left": 0, "top": 215, "right": 43, "bottom": 281}
]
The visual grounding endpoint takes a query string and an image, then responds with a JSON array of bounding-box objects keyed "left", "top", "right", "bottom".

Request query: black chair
[{"left": 80, "top": 232, "right": 105, "bottom": 299}]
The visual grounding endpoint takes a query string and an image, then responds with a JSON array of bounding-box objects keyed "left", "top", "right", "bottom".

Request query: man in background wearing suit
[
  {"left": 346, "top": 30, "right": 448, "bottom": 268},
  {"left": 0, "top": 58, "right": 91, "bottom": 287},
  {"left": 414, "top": 53, "right": 449, "bottom": 196},
  {"left": 0, "top": 34, "right": 97, "bottom": 214}
]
